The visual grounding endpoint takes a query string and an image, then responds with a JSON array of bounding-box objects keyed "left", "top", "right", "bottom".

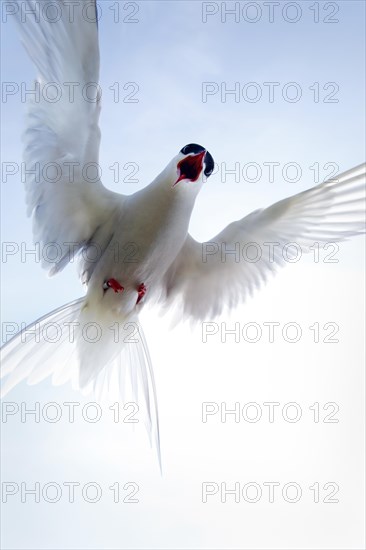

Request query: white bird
[{"left": 1, "top": 0, "right": 365, "bottom": 463}]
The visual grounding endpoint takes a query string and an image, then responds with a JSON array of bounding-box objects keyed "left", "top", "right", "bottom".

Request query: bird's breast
[{"left": 87, "top": 188, "right": 194, "bottom": 311}]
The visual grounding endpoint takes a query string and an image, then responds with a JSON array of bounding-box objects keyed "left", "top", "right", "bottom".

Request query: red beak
[{"left": 174, "top": 150, "right": 206, "bottom": 186}]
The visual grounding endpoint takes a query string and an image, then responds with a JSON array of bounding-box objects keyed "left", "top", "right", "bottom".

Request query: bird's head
[{"left": 171, "top": 143, "right": 215, "bottom": 188}]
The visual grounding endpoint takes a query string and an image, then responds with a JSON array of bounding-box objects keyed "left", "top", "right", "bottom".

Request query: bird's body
[
  {"left": 1, "top": 0, "right": 365, "bottom": 464},
  {"left": 82, "top": 159, "right": 200, "bottom": 319}
]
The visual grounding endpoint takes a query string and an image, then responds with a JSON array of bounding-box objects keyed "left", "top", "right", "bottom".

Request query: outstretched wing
[
  {"left": 14, "top": 0, "right": 121, "bottom": 276},
  {"left": 161, "top": 163, "right": 366, "bottom": 321}
]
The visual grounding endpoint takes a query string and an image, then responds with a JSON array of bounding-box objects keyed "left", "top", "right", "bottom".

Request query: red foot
[
  {"left": 136, "top": 283, "right": 147, "bottom": 304},
  {"left": 103, "top": 278, "right": 124, "bottom": 293}
]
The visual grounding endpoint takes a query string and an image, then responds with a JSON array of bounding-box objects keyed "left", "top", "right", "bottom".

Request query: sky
[{"left": 0, "top": 1, "right": 365, "bottom": 549}]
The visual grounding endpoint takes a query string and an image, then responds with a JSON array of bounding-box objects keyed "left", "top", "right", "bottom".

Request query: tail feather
[
  {"left": 0, "top": 299, "right": 161, "bottom": 468},
  {"left": 0, "top": 299, "right": 83, "bottom": 392}
]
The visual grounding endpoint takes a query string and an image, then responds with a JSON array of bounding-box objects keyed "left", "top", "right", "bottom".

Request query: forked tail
[{"left": 0, "top": 299, "right": 161, "bottom": 468}]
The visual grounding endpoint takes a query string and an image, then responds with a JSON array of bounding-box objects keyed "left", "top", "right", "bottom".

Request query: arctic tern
[{"left": 1, "top": 0, "right": 365, "bottom": 461}]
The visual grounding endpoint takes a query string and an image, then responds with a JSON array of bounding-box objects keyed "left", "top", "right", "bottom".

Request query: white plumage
[{"left": 1, "top": 0, "right": 365, "bottom": 465}]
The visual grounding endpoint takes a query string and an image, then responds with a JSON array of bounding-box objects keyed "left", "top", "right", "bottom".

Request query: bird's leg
[
  {"left": 136, "top": 283, "right": 147, "bottom": 304},
  {"left": 103, "top": 278, "right": 124, "bottom": 293}
]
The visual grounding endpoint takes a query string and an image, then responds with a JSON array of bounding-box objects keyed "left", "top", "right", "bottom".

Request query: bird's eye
[{"left": 180, "top": 143, "right": 206, "bottom": 155}]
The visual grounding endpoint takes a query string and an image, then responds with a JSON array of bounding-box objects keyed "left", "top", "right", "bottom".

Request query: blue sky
[{"left": 1, "top": 1, "right": 365, "bottom": 548}]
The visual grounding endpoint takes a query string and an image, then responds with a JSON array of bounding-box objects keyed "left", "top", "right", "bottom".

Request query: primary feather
[
  {"left": 16, "top": 0, "right": 121, "bottom": 276},
  {"left": 161, "top": 163, "right": 366, "bottom": 321}
]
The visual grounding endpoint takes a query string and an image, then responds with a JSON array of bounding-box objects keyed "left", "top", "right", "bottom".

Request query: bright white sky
[{"left": 1, "top": 1, "right": 365, "bottom": 549}]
